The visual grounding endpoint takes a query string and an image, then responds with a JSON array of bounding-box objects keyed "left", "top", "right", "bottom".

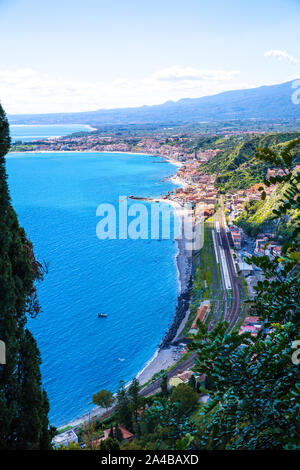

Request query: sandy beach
[{"left": 128, "top": 196, "right": 193, "bottom": 383}]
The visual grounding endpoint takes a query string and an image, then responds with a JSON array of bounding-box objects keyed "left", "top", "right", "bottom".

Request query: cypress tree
[
  {"left": 0, "top": 104, "right": 51, "bottom": 449},
  {"left": 128, "top": 377, "right": 141, "bottom": 423},
  {"left": 99, "top": 437, "right": 120, "bottom": 451},
  {"left": 116, "top": 380, "right": 132, "bottom": 429},
  {"left": 160, "top": 373, "right": 168, "bottom": 397},
  {"left": 114, "top": 423, "right": 123, "bottom": 442},
  {"left": 108, "top": 424, "right": 114, "bottom": 439}
]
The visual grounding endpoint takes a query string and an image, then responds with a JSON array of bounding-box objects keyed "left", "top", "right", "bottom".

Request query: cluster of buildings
[
  {"left": 19, "top": 133, "right": 198, "bottom": 161},
  {"left": 224, "top": 181, "right": 282, "bottom": 262},
  {"left": 196, "top": 148, "right": 221, "bottom": 162},
  {"left": 168, "top": 162, "right": 218, "bottom": 217},
  {"left": 254, "top": 235, "right": 282, "bottom": 258},
  {"left": 52, "top": 424, "right": 135, "bottom": 449}
]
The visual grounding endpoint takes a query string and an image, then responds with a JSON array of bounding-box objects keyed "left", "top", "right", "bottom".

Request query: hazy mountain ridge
[{"left": 8, "top": 80, "right": 300, "bottom": 125}]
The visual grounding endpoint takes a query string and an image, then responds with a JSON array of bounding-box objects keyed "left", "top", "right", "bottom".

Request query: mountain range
[{"left": 8, "top": 79, "right": 300, "bottom": 126}]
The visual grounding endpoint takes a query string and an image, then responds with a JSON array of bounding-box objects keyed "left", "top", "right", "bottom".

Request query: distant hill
[{"left": 8, "top": 80, "right": 300, "bottom": 125}]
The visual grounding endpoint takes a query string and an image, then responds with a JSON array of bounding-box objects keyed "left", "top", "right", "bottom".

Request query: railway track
[{"left": 218, "top": 199, "right": 241, "bottom": 330}]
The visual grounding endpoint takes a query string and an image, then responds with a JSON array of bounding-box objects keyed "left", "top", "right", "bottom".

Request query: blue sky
[{"left": 0, "top": 0, "right": 299, "bottom": 113}]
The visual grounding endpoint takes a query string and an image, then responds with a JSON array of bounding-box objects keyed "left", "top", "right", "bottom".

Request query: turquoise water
[
  {"left": 10, "top": 124, "right": 94, "bottom": 142},
  {"left": 6, "top": 151, "right": 179, "bottom": 426}
]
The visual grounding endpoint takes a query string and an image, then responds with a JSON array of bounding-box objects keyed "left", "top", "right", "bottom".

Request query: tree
[
  {"left": 170, "top": 383, "right": 198, "bottom": 414},
  {"left": 108, "top": 424, "right": 114, "bottom": 439},
  {"left": 99, "top": 437, "right": 120, "bottom": 451},
  {"left": 160, "top": 373, "right": 168, "bottom": 397},
  {"left": 189, "top": 138, "right": 300, "bottom": 450},
  {"left": 81, "top": 421, "right": 98, "bottom": 449},
  {"left": 128, "top": 377, "right": 141, "bottom": 423},
  {"left": 121, "top": 440, "right": 143, "bottom": 450},
  {"left": 188, "top": 374, "right": 197, "bottom": 391},
  {"left": 0, "top": 104, "right": 51, "bottom": 449},
  {"left": 16, "top": 330, "right": 52, "bottom": 450},
  {"left": 114, "top": 423, "right": 123, "bottom": 442},
  {"left": 142, "top": 399, "right": 197, "bottom": 450},
  {"left": 92, "top": 389, "right": 115, "bottom": 410},
  {"left": 58, "top": 441, "right": 82, "bottom": 450}
]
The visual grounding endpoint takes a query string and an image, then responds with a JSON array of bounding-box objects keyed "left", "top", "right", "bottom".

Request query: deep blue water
[
  {"left": 9, "top": 124, "right": 94, "bottom": 142},
  {"left": 6, "top": 151, "right": 179, "bottom": 426}
]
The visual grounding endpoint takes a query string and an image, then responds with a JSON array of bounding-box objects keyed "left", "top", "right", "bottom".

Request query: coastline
[
  {"left": 136, "top": 197, "right": 193, "bottom": 385},
  {"left": 58, "top": 195, "right": 193, "bottom": 430}
]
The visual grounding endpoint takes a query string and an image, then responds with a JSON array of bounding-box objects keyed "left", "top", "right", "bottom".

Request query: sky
[{"left": 0, "top": 0, "right": 300, "bottom": 114}]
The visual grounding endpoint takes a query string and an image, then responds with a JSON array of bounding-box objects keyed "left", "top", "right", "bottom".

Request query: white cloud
[
  {"left": 0, "top": 66, "right": 242, "bottom": 114},
  {"left": 264, "top": 49, "right": 298, "bottom": 64}
]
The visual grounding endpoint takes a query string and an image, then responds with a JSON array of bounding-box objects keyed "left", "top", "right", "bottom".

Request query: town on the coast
[{"left": 2, "top": 0, "right": 299, "bottom": 452}]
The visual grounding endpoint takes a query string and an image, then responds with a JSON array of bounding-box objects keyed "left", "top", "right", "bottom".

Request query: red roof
[
  {"left": 92, "top": 425, "right": 134, "bottom": 447},
  {"left": 104, "top": 425, "right": 134, "bottom": 440}
]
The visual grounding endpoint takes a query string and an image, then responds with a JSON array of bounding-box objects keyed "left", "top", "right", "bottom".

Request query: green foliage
[
  {"left": 142, "top": 398, "right": 197, "bottom": 450},
  {"left": 116, "top": 381, "right": 132, "bottom": 429},
  {"left": 128, "top": 377, "right": 142, "bottom": 423},
  {"left": 160, "top": 373, "right": 169, "bottom": 397},
  {"left": 235, "top": 138, "right": 300, "bottom": 241},
  {"left": 120, "top": 440, "right": 144, "bottom": 450},
  {"left": 114, "top": 423, "right": 123, "bottom": 442},
  {"left": 0, "top": 105, "right": 51, "bottom": 449},
  {"left": 99, "top": 437, "right": 120, "bottom": 451},
  {"left": 92, "top": 389, "right": 115, "bottom": 410},
  {"left": 170, "top": 383, "right": 198, "bottom": 414},
  {"left": 175, "top": 433, "right": 194, "bottom": 450},
  {"left": 108, "top": 424, "right": 114, "bottom": 439},
  {"left": 57, "top": 441, "right": 82, "bottom": 450},
  {"left": 201, "top": 133, "right": 300, "bottom": 193}
]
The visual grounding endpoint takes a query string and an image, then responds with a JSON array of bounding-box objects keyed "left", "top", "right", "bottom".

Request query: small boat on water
[{"left": 97, "top": 313, "right": 107, "bottom": 318}]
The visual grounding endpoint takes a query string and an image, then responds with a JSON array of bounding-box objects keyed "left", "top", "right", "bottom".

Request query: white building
[{"left": 52, "top": 429, "right": 78, "bottom": 448}]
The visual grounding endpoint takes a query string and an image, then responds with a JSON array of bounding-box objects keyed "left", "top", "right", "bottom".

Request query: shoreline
[
  {"left": 58, "top": 195, "right": 193, "bottom": 429},
  {"left": 135, "top": 196, "right": 193, "bottom": 385}
]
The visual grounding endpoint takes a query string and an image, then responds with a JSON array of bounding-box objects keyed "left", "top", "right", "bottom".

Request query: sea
[
  {"left": 6, "top": 135, "right": 179, "bottom": 426},
  {"left": 10, "top": 124, "right": 95, "bottom": 142}
]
